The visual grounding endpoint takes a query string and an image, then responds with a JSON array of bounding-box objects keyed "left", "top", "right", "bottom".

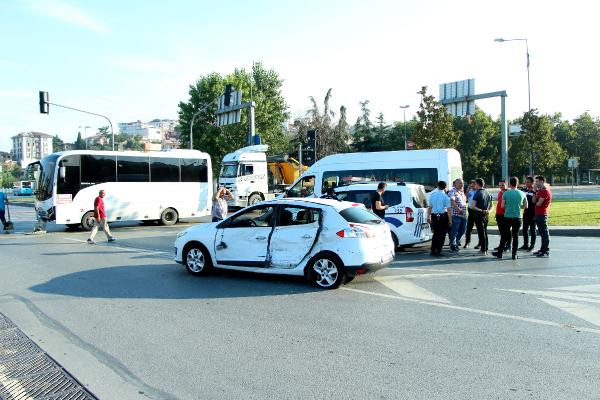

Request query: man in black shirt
[
  {"left": 371, "top": 182, "right": 389, "bottom": 219},
  {"left": 470, "top": 178, "right": 493, "bottom": 254},
  {"left": 519, "top": 176, "right": 536, "bottom": 250}
]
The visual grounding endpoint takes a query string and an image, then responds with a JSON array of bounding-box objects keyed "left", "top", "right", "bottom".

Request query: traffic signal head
[
  {"left": 39, "top": 91, "right": 49, "bottom": 114},
  {"left": 224, "top": 84, "right": 233, "bottom": 106}
]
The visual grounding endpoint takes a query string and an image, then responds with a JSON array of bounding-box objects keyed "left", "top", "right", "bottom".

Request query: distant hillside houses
[
  {"left": 11, "top": 131, "right": 53, "bottom": 167},
  {"left": 118, "top": 119, "right": 178, "bottom": 141}
]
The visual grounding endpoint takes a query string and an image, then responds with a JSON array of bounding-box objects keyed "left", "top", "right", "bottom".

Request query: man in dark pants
[
  {"left": 427, "top": 181, "right": 452, "bottom": 256},
  {"left": 494, "top": 180, "right": 510, "bottom": 251},
  {"left": 471, "top": 178, "right": 492, "bottom": 255},
  {"left": 493, "top": 177, "right": 527, "bottom": 259},
  {"left": 519, "top": 176, "right": 536, "bottom": 250},
  {"left": 533, "top": 175, "right": 552, "bottom": 257},
  {"left": 463, "top": 180, "right": 480, "bottom": 249}
]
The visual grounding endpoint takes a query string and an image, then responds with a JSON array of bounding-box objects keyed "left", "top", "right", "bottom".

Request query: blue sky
[{"left": 1, "top": 0, "right": 598, "bottom": 151}]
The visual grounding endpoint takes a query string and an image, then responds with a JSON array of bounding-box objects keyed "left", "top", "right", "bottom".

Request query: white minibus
[
  {"left": 29, "top": 149, "right": 212, "bottom": 230},
  {"left": 285, "top": 149, "right": 462, "bottom": 198}
]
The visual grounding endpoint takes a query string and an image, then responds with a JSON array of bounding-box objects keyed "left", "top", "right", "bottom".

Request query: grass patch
[{"left": 487, "top": 199, "right": 600, "bottom": 226}]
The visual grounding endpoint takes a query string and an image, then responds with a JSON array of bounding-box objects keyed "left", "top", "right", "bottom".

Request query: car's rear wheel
[
  {"left": 308, "top": 255, "right": 344, "bottom": 289},
  {"left": 184, "top": 243, "right": 212, "bottom": 276}
]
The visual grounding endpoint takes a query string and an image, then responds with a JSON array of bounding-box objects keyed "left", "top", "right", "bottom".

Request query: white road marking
[
  {"left": 501, "top": 289, "right": 600, "bottom": 304},
  {"left": 341, "top": 287, "right": 600, "bottom": 335},
  {"left": 501, "top": 283, "right": 600, "bottom": 328},
  {"left": 551, "top": 284, "right": 600, "bottom": 293},
  {"left": 62, "top": 237, "right": 172, "bottom": 258},
  {"left": 374, "top": 276, "right": 450, "bottom": 303},
  {"left": 390, "top": 267, "right": 600, "bottom": 280},
  {"left": 539, "top": 298, "right": 600, "bottom": 328}
]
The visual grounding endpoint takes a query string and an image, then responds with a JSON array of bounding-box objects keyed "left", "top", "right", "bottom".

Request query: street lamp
[
  {"left": 494, "top": 37, "right": 531, "bottom": 111},
  {"left": 495, "top": 37, "right": 532, "bottom": 174},
  {"left": 78, "top": 125, "right": 91, "bottom": 149},
  {"left": 399, "top": 105, "right": 409, "bottom": 150},
  {"left": 189, "top": 101, "right": 218, "bottom": 150}
]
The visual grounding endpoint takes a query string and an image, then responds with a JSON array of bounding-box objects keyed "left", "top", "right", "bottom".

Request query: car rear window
[
  {"left": 336, "top": 190, "right": 402, "bottom": 208},
  {"left": 410, "top": 186, "right": 428, "bottom": 208},
  {"left": 339, "top": 206, "right": 382, "bottom": 225}
]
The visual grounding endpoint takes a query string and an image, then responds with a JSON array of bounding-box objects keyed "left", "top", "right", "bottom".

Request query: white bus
[
  {"left": 29, "top": 149, "right": 212, "bottom": 230},
  {"left": 285, "top": 149, "right": 463, "bottom": 198}
]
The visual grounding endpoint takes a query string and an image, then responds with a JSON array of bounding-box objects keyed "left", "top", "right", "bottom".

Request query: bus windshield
[{"left": 36, "top": 154, "right": 59, "bottom": 201}]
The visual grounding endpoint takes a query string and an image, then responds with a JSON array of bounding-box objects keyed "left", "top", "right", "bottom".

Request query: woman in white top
[{"left": 212, "top": 187, "right": 233, "bottom": 222}]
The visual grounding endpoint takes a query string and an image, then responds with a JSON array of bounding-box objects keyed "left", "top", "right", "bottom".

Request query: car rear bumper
[{"left": 346, "top": 257, "right": 393, "bottom": 276}]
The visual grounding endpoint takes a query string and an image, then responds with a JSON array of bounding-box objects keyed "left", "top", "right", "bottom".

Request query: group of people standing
[{"left": 428, "top": 175, "right": 552, "bottom": 259}]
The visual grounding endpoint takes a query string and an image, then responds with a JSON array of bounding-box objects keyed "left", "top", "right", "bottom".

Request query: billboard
[{"left": 439, "top": 79, "right": 475, "bottom": 117}]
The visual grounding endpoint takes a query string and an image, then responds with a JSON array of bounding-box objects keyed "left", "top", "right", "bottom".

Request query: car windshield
[
  {"left": 220, "top": 163, "right": 239, "bottom": 178},
  {"left": 339, "top": 206, "right": 382, "bottom": 224}
]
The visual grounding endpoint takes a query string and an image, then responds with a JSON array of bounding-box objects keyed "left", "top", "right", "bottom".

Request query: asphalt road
[{"left": 1, "top": 206, "right": 600, "bottom": 399}]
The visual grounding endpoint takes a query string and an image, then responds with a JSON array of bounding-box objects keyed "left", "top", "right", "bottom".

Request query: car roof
[
  {"left": 265, "top": 197, "right": 359, "bottom": 211},
  {"left": 334, "top": 182, "right": 423, "bottom": 192}
]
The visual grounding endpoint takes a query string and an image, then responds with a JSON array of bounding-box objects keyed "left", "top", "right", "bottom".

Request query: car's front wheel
[
  {"left": 308, "top": 255, "right": 344, "bottom": 289},
  {"left": 184, "top": 243, "right": 212, "bottom": 276}
]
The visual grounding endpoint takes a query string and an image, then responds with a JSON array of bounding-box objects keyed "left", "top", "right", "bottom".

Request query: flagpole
[{"left": 525, "top": 39, "right": 531, "bottom": 112}]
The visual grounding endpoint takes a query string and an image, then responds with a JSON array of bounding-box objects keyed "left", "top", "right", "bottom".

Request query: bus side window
[{"left": 57, "top": 155, "right": 81, "bottom": 197}]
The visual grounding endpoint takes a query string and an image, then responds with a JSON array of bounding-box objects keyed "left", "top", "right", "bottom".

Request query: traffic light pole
[{"left": 47, "top": 102, "right": 115, "bottom": 151}]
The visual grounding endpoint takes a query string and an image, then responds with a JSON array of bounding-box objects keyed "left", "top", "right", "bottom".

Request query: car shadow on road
[{"left": 29, "top": 264, "right": 320, "bottom": 299}]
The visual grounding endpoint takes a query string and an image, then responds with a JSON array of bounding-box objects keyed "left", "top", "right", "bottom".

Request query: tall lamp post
[
  {"left": 399, "top": 105, "right": 409, "bottom": 150},
  {"left": 495, "top": 37, "right": 532, "bottom": 174},
  {"left": 78, "top": 125, "right": 91, "bottom": 149},
  {"left": 189, "top": 101, "right": 218, "bottom": 150}
]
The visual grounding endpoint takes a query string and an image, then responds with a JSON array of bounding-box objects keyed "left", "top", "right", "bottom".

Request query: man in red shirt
[
  {"left": 533, "top": 175, "right": 552, "bottom": 257},
  {"left": 494, "top": 180, "right": 510, "bottom": 251},
  {"left": 87, "top": 190, "right": 115, "bottom": 244}
]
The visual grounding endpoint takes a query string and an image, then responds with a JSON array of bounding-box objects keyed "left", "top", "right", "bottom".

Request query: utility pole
[{"left": 399, "top": 105, "right": 409, "bottom": 150}]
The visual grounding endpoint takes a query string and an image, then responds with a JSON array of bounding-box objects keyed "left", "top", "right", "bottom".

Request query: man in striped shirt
[{"left": 447, "top": 179, "right": 467, "bottom": 252}]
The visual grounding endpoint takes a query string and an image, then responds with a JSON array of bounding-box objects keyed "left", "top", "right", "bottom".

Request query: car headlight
[{"left": 176, "top": 231, "right": 188, "bottom": 238}]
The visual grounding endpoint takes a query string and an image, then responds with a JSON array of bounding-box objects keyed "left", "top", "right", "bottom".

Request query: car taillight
[
  {"left": 405, "top": 207, "right": 414, "bottom": 222},
  {"left": 336, "top": 223, "right": 375, "bottom": 238}
]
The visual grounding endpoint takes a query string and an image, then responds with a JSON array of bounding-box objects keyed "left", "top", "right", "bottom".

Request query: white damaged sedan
[{"left": 174, "top": 198, "right": 395, "bottom": 289}]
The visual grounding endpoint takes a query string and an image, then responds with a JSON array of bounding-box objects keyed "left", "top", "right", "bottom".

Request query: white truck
[{"left": 219, "top": 145, "right": 305, "bottom": 208}]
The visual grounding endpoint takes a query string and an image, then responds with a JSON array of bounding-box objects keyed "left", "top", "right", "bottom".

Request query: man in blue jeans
[
  {"left": 0, "top": 190, "right": 7, "bottom": 229},
  {"left": 447, "top": 178, "right": 467, "bottom": 252}
]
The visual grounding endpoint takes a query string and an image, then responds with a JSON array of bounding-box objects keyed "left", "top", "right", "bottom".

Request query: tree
[
  {"left": 52, "top": 135, "right": 65, "bottom": 152},
  {"left": 509, "top": 110, "right": 566, "bottom": 177},
  {"left": 292, "top": 89, "right": 350, "bottom": 159},
  {"left": 414, "top": 86, "right": 459, "bottom": 149},
  {"left": 74, "top": 132, "right": 86, "bottom": 150},
  {"left": 178, "top": 63, "right": 290, "bottom": 174},
  {"left": 452, "top": 109, "right": 501, "bottom": 180},
  {"left": 571, "top": 113, "right": 600, "bottom": 176}
]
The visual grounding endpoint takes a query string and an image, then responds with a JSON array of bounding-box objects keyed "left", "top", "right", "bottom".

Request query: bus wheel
[
  {"left": 81, "top": 211, "right": 96, "bottom": 231},
  {"left": 160, "top": 208, "right": 178, "bottom": 226}
]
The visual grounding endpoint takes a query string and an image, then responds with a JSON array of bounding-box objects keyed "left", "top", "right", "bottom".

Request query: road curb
[{"left": 488, "top": 226, "right": 600, "bottom": 237}]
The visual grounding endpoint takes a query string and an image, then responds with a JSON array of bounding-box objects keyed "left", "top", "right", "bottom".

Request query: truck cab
[{"left": 219, "top": 145, "right": 271, "bottom": 207}]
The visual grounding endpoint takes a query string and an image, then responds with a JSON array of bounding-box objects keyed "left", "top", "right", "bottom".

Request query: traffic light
[
  {"left": 302, "top": 129, "right": 317, "bottom": 166},
  {"left": 224, "top": 84, "right": 233, "bottom": 106},
  {"left": 39, "top": 91, "right": 49, "bottom": 114}
]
